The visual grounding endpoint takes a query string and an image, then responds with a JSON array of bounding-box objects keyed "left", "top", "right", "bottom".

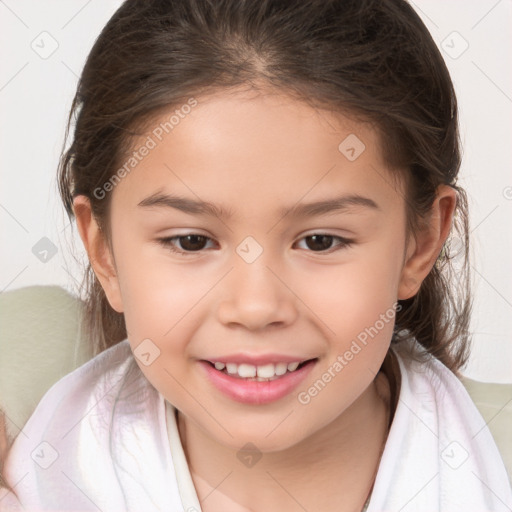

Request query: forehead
[{"left": 110, "top": 86, "right": 403, "bottom": 217}]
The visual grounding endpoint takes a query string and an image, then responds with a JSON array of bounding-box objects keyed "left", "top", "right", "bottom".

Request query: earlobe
[
  {"left": 398, "top": 185, "right": 457, "bottom": 300},
  {"left": 72, "top": 195, "right": 124, "bottom": 313}
]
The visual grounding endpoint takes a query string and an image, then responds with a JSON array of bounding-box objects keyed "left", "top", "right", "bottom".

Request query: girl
[{"left": 1, "top": 0, "right": 511, "bottom": 510}]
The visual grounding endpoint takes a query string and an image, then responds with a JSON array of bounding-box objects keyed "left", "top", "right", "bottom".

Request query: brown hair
[{"left": 58, "top": 0, "right": 471, "bottom": 373}]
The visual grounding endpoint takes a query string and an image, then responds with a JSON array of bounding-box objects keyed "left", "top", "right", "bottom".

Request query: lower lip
[{"left": 199, "top": 360, "right": 317, "bottom": 405}]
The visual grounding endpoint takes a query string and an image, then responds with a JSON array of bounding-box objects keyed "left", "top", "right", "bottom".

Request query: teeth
[
  {"left": 287, "top": 362, "right": 300, "bottom": 372},
  {"left": 212, "top": 360, "right": 307, "bottom": 379},
  {"left": 237, "top": 364, "right": 256, "bottom": 378},
  {"left": 226, "top": 363, "right": 238, "bottom": 375},
  {"left": 256, "top": 364, "right": 275, "bottom": 378},
  {"left": 275, "top": 363, "right": 288, "bottom": 376}
]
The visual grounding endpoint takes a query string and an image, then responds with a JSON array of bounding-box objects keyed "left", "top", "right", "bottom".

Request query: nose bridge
[
  {"left": 232, "top": 236, "right": 281, "bottom": 299},
  {"left": 216, "top": 236, "right": 297, "bottom": 329}
]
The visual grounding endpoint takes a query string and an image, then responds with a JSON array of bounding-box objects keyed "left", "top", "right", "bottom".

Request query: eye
[
  {"left": 157, "top": 232, "right": 353, "bottom": 256},
  {"left": 157, "top": 234, "right": 216, "bottom": 255},
  {"left": 294, "top": 234, "right": 353, "bottom": 252}
]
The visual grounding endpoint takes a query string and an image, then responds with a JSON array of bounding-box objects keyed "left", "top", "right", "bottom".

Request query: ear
[
  {"left": 73, "top": 195, "right": 124, "bottom": 313},
  {"left": 398, "top": 185, "right": 457, "bottom": 300}
]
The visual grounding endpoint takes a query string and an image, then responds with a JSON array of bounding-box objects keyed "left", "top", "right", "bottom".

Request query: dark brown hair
[{"left": 58, "top": 0, "right": 471, "bottom": 373}]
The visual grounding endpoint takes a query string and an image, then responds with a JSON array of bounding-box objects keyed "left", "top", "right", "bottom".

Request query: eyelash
[{"left": 156, "top": 233, "right": 354, "bottom": 256}]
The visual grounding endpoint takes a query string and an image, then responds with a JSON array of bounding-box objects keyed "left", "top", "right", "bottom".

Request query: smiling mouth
[{"left": 203, "top": 359, "right": 317, "bottom": 381}]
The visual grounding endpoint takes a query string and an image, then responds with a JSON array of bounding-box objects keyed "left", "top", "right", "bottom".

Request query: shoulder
[
  {"left": 3, "top": 339, "right": 142, "bottom": 459},
  {"left": 390, "top": 338, "right": 487, "bottom": 424},
  {"left": 0, "top": 339, "right": 183, "bottom": 510},
  {"left": 390, "top": 338, "right": 499, "bottom": 442},
  {"left": 22, "top": 339, "right": 137, "bottom": 431},
  {"left": 392, "top": 338, "right": 465, "bottom": 398},
  {"left": 369, "top": 338, "right": 512, "bottom": 510}
]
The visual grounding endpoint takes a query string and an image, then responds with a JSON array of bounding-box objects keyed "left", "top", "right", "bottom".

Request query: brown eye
[
  {"left": 177, "top": 234, "right": 209, "bottom": 251},
  {"left": 304, "top": 234, "right": 335, "bottom": 251},
  {"left": 295, "top": 234, "right": 353, "bottom": 253},
  {"left": 157, "top": 234, "right": 214, "bottom": 254}
]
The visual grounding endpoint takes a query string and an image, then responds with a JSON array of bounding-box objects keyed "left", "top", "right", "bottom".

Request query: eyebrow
[{"left": 137, "top": 192, "right": 380, "bottom": 219}]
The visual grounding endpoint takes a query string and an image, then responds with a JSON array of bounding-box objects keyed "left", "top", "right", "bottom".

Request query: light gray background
[{"left": 1, "top": 0, "right": 511, "bottom": 382}]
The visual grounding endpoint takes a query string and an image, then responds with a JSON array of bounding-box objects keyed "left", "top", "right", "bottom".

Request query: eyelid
[
  {"left": 157, "top": 234, "right": 216, "bottom": 256},
  {"left": 156, "top": 232, "right": 354, "bottom": 256},
  {"left": 293, "top": 233, "right": 354, "bottom": 252}
]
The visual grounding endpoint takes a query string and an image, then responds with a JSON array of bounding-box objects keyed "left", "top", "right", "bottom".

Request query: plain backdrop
[{"left": 0, "top": 0, "right": 511, "bottom": 383}]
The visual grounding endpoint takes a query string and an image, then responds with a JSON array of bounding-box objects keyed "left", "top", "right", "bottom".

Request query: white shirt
[{"left": 1, "top": 338, "right": 511, "bottom": 511}]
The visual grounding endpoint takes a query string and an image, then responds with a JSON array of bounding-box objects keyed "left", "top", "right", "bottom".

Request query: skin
[{"left": 73, "top": 85, "right": 456, "bottom": 512}]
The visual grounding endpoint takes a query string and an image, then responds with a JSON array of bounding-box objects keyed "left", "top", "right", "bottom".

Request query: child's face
[{"left": 88, "top": 87, "right": 420, "bottom": 451}]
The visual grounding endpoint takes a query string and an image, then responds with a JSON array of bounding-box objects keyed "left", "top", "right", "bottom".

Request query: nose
[{"left": 216, "top": 250, "right": 298, "bottom": 331}]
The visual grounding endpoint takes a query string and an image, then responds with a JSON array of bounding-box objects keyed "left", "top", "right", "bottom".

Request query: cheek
[
  {"left": 112, "top": 231, "right": 210, "bottom": 340},
  {"left": 295, "top": 245, "right": 403, "bottom": 342},
  {"left": 111, "top": 236, "right": 221, "bottom": 404},
  {"left": 294, "top": 260, "right": 399, "bottom": 422},
  {"left": 291, "top": 238, "right": 403, "bottom": 409},
  {"left": 114, "top": 247, "right": 207, "bottom": 406}
]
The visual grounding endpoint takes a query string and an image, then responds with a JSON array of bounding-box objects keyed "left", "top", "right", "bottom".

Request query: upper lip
[{"left": 202, "top": 354, "right": 317, "bottom": 365}]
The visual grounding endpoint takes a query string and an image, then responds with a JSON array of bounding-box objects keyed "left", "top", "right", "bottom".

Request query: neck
[{"left": 177, "top": 359, "right": 395, "bottom": 512}]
